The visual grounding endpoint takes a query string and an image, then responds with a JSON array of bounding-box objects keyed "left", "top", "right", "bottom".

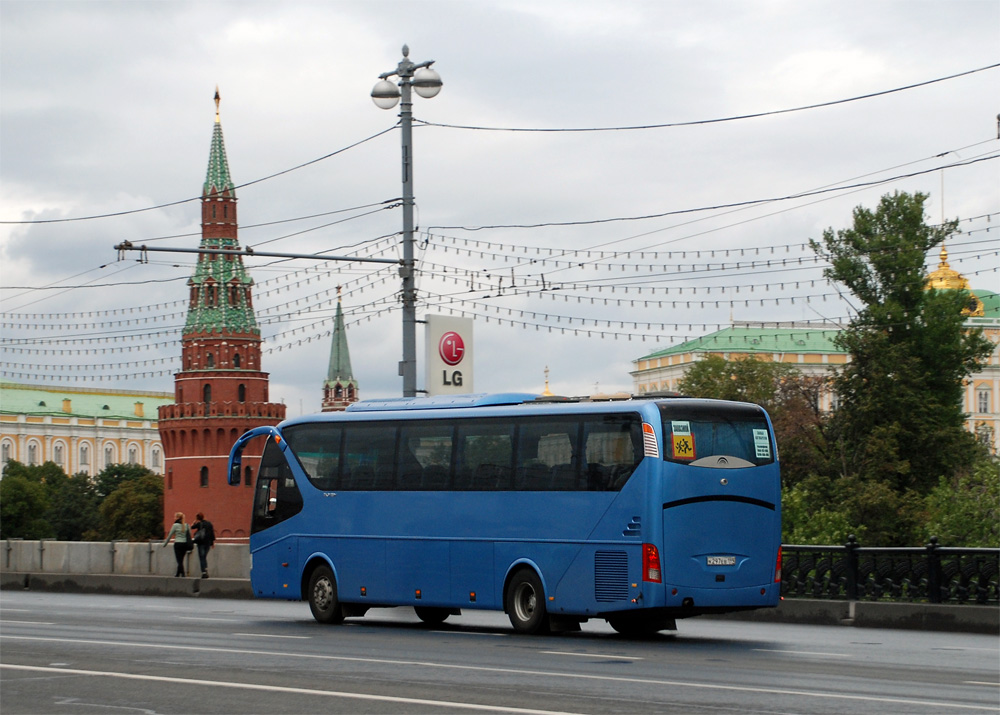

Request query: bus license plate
[{"left": 707, "top": 556, "right": 736, "bottom": 566}]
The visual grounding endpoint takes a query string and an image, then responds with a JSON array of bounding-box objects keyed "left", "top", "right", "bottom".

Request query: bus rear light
[
  {"left": 642, "top": 543, "right": 662, "bottom": 583},
  {"left": 641, "top": 423, "right": 659, "bottom": 458},
  {"left": 774, "top": 546, "right": 782, "bottom": 583}
]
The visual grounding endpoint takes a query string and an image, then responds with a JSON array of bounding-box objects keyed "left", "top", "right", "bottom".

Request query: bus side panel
[
  {"left": 493, "top": 543, "right": 584, "bottom": 609},
  {"left": 451, "top": 541, "right": 496, "bottom": 609},
  {"left": 386, "top": 539, "right": 450, "bottom": 605},
  {"left": 299, "top": 536, "right": 387, "bottom": 604},
  {"left": 548, "top": 543, "right": 643, "bottom": 616},
  {"left": 250, "top": 536, "right": 298, "bottom": 599}
]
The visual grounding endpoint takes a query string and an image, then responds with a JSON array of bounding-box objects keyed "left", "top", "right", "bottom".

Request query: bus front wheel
[
  {"left": 505, "top": 569, "right": 550, "bottom": 635},
  {"left": 308, "top": 565, "right": 344, "bottom": 624}
]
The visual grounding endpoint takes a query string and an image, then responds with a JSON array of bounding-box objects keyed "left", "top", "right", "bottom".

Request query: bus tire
[
  {"left": 307, "top": 565, "right": 344, "bottom": 624},
  {"left": 414, "top": 607, "right": 450, "bottom": 625},
  {"left": 607, "top": 614, "right": 675, "bottom": 636},
  {"left": 505, "top": 569, "right": 550, "bottom": 635}
]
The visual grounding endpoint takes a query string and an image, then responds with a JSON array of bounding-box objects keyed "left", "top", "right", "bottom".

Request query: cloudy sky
[{"left": 2, "top": 0, "right": 998, "bottom": 417}]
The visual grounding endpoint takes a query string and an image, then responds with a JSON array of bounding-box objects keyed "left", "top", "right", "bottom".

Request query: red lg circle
[{"left": 439, "top": 331, "right": 465, "bottom": 366}]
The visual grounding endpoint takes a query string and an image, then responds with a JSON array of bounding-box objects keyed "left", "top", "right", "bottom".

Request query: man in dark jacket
[{"left": 192, "top": 512, "right": 216, "bottom": 578}]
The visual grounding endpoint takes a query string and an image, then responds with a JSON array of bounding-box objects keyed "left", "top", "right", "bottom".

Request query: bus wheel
[
  {"left": 607, "top": 615, "right": 675, "bottom": 637},
  {"left": 308, "top": 565, "right": 344, "bottom": 624},
  {"left": 414, "top": 607, "right": 450, "bottom": 625},
  {"left": 505, "top": 569, "right": 550, "bottom": 635}
]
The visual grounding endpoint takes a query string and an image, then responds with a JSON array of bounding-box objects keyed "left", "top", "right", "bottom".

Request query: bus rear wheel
[
  {"left": 607, "top": 614, "right": 676, "bottom": 636},
  {"left": 505, "top": 569, "right": 550, "bottom": 635},
  {"left": 414, "top": 607, "right": 450, "bottom": 625},
  {"left": 308, "top": 565, "right": 344, "bottom": 624}
]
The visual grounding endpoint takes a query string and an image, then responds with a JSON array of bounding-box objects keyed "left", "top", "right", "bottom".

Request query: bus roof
[{"left": 345, "top": 393, "right": 540, "bottom": 412}]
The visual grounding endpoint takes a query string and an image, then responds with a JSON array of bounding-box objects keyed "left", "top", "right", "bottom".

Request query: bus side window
[
  {"left": 456, "top": 420, "right": 513, "bottom": 490},
  {"left": 584, "top": 414, "right": 642, "bottom": 491},
  {"left": 342, "top": 424, "right": 397, "bottom": 491}
]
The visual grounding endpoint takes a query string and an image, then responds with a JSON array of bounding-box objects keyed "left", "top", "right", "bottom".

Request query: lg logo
[{"left": 439, "top": 331, "right": 465, "bottom": 386}]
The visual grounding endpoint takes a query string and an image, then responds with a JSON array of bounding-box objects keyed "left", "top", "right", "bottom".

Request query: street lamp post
[{"left": 372, "top": 45, "right": 442, "bottom": 397}]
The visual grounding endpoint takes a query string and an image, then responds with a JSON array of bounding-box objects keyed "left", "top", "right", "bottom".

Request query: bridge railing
[{"left": 782, "top": 537, "right": 999, "bottom": 605}]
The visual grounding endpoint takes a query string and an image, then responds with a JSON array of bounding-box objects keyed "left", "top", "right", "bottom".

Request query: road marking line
[
  {"left": 541, "top": 651, "right": 639, "bottom": 661},
  {"left": 233, "top": 633, "right": 310, "bottom": 639},
  {"left": 177, "top": 617, "right": 240, "bottom": 622},
  {"left": 2, "top": 635, "right": 995, "bottom": 712},
  {"left": 752, "top": 648, "right": 850, "bottom": 658},
  {"left": 0, "top": 620, "right": 55, "bottom": 625},
  {"left": 964, "top": 681, "right": 1000, "bottom": 687},
  {"left": 0, "top": 664, "right": 578, "bottom": 715},
  {"left": 430, "top": 631, "right": 506, "bottom": 637}
]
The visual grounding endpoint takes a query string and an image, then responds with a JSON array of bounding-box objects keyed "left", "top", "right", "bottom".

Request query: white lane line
[
  {"left": 0, "top": 664, "right": 578, "bottom": 715},
  {"left": 0, "top": 609, "right": 32, "bottom": 613},
  {"left": 233, "top": 633, "right": 310, "bottom": 640},
  {"left": 0, "top": 620, "right": 55, "bottom": 625},
  {"left": 542, "top": 651, "right": 639, "bottom": 661},
  {"left": 964, "top": 681, "right": 1000, "bottom": 687},
  {"left": 430, "top": 631, "right": 507, "bottom": 637},
  {"left": 752, "top": 648, "right": 850, "bottom": 658},
  {"left": 177, "top": 617, "right": 240, "bottom": 622},
  {"left": 3, "top": 635, "right": 995, "bottom": 712}
]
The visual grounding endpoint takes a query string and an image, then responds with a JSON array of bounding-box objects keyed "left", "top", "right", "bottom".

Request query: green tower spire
[
  {"left": 184, "top": 88, "right": 258, "bottom": 337},
  {"left": 326, "top": 290, "right": 354, "bottom": 383}
]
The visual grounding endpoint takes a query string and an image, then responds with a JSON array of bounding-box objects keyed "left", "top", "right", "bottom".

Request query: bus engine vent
[{"left": 594, "top": 551, "right": 630, "bottom": 602}]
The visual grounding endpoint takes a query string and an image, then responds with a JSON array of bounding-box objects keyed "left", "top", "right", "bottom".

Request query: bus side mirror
[{"left": 229, "top": 458, "right": 242, "bottom": 485}]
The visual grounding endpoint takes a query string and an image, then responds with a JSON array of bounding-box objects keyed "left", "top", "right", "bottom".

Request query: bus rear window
[{"left": 657, "top": 402, "right": 774, "bottom": 467}]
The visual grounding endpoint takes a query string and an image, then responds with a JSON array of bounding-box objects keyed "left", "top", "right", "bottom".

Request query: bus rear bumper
[{"left": 657, "top": 581, "right": 780, "bottom": 617}]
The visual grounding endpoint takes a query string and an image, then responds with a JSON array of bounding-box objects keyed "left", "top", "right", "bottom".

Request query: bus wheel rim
[{"left": 314, "top": 578, "right": 333, "bottom": 610}]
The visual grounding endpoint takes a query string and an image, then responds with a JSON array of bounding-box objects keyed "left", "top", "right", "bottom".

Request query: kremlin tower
[
  {"left": 321, "top": 288, "right": 359, "bottom": 411},
  {"left": 158, "top": 90, "right": 286, "bottom": 538}
]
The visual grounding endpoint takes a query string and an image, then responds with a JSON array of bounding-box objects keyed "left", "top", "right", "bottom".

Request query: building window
[
  {"left": 206, "top": 353, "right": 215, "bottom": 368},
  {"left": 1, "top": 441, "right": 11, "bottom": 467},
  {"left": 200, "top": 466, "right": 209, "bottom": 487},
  {"left": 233, "top": 353, "right": 241, "bottom": 368},
  {"left": 79, "top": 444, "right": 90, "bottom": 475},
  {"left": 28, "top": 443, "right": 38, "bottom": 466},
  {"left": 128, "top": 447, "right": 137, "bottom": 465},
  {"left": 203, "top": 384, "right": 212, "bottom": 403},
  {"left": 54, "top": 444, "right": 64, "bottom": 468},
  {"left": 238, "top": 384, "right": 246, "bottom": 402},
  {"left": 105, "top": 445, "right": 114, "bottom": 467},
  {"left": 244, "top": 465, "right": 253, "bottom": 486},
  {"left": 152, "top": 448, "right": 161, "bottom": 470},
  {"left": 978, "top": 389, "right": 991, "bottom": 414}
]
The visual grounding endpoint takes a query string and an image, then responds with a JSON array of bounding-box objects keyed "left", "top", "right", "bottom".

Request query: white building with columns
[{"left": 0, "top": 382, "right": 173, "bottom": 477}]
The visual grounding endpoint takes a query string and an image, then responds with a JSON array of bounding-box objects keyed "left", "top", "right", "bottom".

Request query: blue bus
[{"left": 228, "top": 393, "right": 781, "bottom": 635}]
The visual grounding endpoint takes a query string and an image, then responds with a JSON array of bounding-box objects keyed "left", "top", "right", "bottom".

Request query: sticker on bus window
[
  {"left": 670, "top": 421, "right": 696, "bottom": 460},
  {"left": 753, "top": 429, "right": 771, "bottom": 459}
]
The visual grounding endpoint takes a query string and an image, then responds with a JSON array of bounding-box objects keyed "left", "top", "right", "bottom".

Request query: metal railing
[{"left": 782, "top": 537, "right": 999, "bottom": 605}]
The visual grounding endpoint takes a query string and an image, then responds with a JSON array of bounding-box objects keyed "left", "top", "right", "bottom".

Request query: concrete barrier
[{"left": 3, "top": 540, "right": 249, "bottom": 579}]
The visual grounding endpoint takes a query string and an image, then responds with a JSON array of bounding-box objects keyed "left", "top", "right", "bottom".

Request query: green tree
[
  {"left": 811, "top": 191, "right": 992, "bottom": 493},
  {"left": 924, "top": 457, "right": 1000, "bottom": 547},
  {"left": 0, "top": 461, "right": 52, "bottom": 539},
  {"left": 46, "top": 472, "right": 100, "bottom": 541},
  {"left": 94, "top": 462, "right": 156, "bottom": 499},
  {"left": 98, "top": 473, "right": 164, "bottom": 541}
]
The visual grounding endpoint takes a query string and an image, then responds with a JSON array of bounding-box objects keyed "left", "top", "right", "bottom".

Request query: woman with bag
[{"left": 162, "top": 511, "right": 192, "bottom": 577}]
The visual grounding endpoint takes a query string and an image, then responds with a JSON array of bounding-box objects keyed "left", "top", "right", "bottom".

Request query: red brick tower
[{"left": 158, "top": 90, "right": 286, "bottom": 538}]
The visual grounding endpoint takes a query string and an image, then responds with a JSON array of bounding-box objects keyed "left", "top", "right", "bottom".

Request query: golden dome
[{"left": 925, "top": 246, "right": 984, "bottom": 316}]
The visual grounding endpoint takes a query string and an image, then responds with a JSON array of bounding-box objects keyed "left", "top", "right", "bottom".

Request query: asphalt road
[{"left": 1, "top": 591, "right": 997, "bottom": 714}]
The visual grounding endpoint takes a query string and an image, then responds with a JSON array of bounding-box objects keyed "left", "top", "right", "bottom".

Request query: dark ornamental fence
[{"left": 782, "top": 537, "right": 999, "bottom": 605}]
